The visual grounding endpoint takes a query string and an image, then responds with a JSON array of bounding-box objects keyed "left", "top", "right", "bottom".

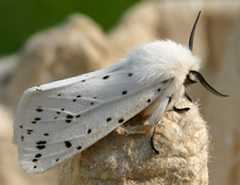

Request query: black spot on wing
[
  {"left": 102, "top": 75, "right": 109, "bottom": 80},
  {"left": 27, "top": 130, "right": 33, "bottom": 135},
  {"left": 122, "top": 91, "right": 127, "bottom": 95},
  {"left": 36, "top": 107, "right": 43, "bottom": 112},
  {"left": 33, "top": 166, "right": 37, "bottom": 169},
  {"left": 56, "top": 108, "right": 65, "bottom": 115},
  {"left": 128, "top": 73, "right": 133, "bottom": 77},
  {"left": 65, "top": 120, "right": 72, "bottom": 123},
  {"left": 77, "top": 146, "right": 82, "bottom": 150},
  {"left": 75, "top": 114, "right": 81, "bottom": 118},
  {"left": 36, "top": 145, "right": 45, "bottom": 150},
  {"left": 87, "top": 129, "right": 92, "bottom": 134},
  {"left": 147, "top": 99, "right": 151, "bottom": 103},
  {"left": 66, "top": 115, "right": 73, "bottom": 119},
  {"left": 106, "top": 117, "right": 112, "bottom": 122},
  {"left": 35, "top": 153, "right": 42, "bottom": 158},
  {"left": 31, "top": 117, "right": 41, "bottom": 124},
  {"left": 36, "top": 141, "right": 47, "bottom": 145},
  {"left": 32, "top": 159, "right": 38, "bottom": 162},
  {"left": 118, "top": 118, "right": 124, "bottom": 123},
  {"left": 64, "top": 141, "right": 72, "bottom": 148},
  {"left": 66, "top": 114, "right": 74, "bottom": 123},
  {"left": 44, "top": 133, "right": 49, "bottom": 136},
  {"left": 34, "top": 117, "right": 41, "bottom": 121}
]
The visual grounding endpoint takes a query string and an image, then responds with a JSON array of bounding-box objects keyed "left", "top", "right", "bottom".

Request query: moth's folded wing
[{"left": 14, "top": 66, "right": 163, "bottom": 174}]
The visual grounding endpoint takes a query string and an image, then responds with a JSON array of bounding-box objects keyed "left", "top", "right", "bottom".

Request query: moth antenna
[
  {"left": 190, "top": 70, "right": 229, "bottom": 97},
  {"left": 189, "top": 11, "right": 201, "bottom": 51}
]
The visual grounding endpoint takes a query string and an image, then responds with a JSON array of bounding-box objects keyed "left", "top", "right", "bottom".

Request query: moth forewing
[{"left": 14, "top": 63, "right": 168, "bottom": 173}]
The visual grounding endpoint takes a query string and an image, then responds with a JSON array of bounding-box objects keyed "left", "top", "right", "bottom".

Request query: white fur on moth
[{"left": 13, "top": 11, "right": 227, "bottom": 174}]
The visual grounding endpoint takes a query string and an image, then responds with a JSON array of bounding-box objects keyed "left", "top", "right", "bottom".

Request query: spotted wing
[{"left": 14, "top": 64, "right": 165, "bottom": 174}]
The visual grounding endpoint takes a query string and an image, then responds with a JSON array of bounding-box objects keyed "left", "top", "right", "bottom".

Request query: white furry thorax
[{"left": 125, "top": 40, "right": 201, "bottom": 87}]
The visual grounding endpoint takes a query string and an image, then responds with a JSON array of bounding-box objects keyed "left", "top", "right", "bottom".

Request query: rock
[
  {"left": 59, "top": 99, "right": 208, "bottom": 185},
  {"left": 203, "top": 20, "right": 240, "bottom": 185}
]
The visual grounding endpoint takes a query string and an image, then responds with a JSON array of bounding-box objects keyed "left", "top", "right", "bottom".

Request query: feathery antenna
[{"left": 189, "top": 11, "right": 201, "bottom": 51}]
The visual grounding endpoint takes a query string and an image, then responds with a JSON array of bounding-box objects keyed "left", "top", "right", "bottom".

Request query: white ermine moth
[{"left": 13, "top": 11, "right": 228, "bottom": 174}]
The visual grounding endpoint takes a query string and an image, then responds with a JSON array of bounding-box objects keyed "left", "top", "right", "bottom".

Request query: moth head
[{"left": 184, "top": 11, "right": 228, "bottom": 97}]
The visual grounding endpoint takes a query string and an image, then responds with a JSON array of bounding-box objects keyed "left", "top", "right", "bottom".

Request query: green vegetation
[{"left": 0, "top": 0, "right": 141, "bottom": 56}]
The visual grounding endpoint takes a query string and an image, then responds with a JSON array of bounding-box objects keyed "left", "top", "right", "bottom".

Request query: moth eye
[{"left": 184, "top": 73, "right": 197, "bottom": 86}]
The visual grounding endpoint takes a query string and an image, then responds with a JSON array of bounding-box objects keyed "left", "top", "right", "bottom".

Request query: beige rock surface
[
  {"left": 0, "top": 1, "right": 239, "bottom": 185},
  {"left": 203, "top": 21, "right": 240, "bottom": 185},
  {"left": 59, "top": 99, "right": 208, "bottom": 185}
]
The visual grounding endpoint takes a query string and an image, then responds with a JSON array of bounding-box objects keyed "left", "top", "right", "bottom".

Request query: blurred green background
[{"left": 0, "top": 0, "right": 141, "bottom": 56}]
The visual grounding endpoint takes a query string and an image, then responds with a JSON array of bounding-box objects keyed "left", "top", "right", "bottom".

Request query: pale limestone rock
[
  {"left": 203, "top": 20, "right": 240, "bottom": 185},
  {"left": 59, "top": 99, "right": 208, "bottom": 185}
]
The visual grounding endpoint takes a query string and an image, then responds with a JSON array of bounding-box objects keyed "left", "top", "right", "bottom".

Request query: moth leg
[
  {"left": 146, "top": 98, "right": 169, "bottom": 154},
  {"left": 173, "top": 106, "right": 190, "bottom": 113},
  {"left": 150, "top": 125, "right": 159, "bottom": 154},
  {"left": 184, "top": 92, "right": 193, "bottom": 102}
]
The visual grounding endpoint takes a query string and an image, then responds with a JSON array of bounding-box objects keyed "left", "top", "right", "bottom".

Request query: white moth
[{"left": 13, "top": 11, "right": 227, "bottom": 174}]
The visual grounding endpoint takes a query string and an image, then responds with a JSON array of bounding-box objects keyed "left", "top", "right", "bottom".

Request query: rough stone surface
[
  {"left": 203, "top": 20, "right": 240, "bottom": 185},
  {"left": 59, "top": 99, "right": 208, "bottom": 185}
]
